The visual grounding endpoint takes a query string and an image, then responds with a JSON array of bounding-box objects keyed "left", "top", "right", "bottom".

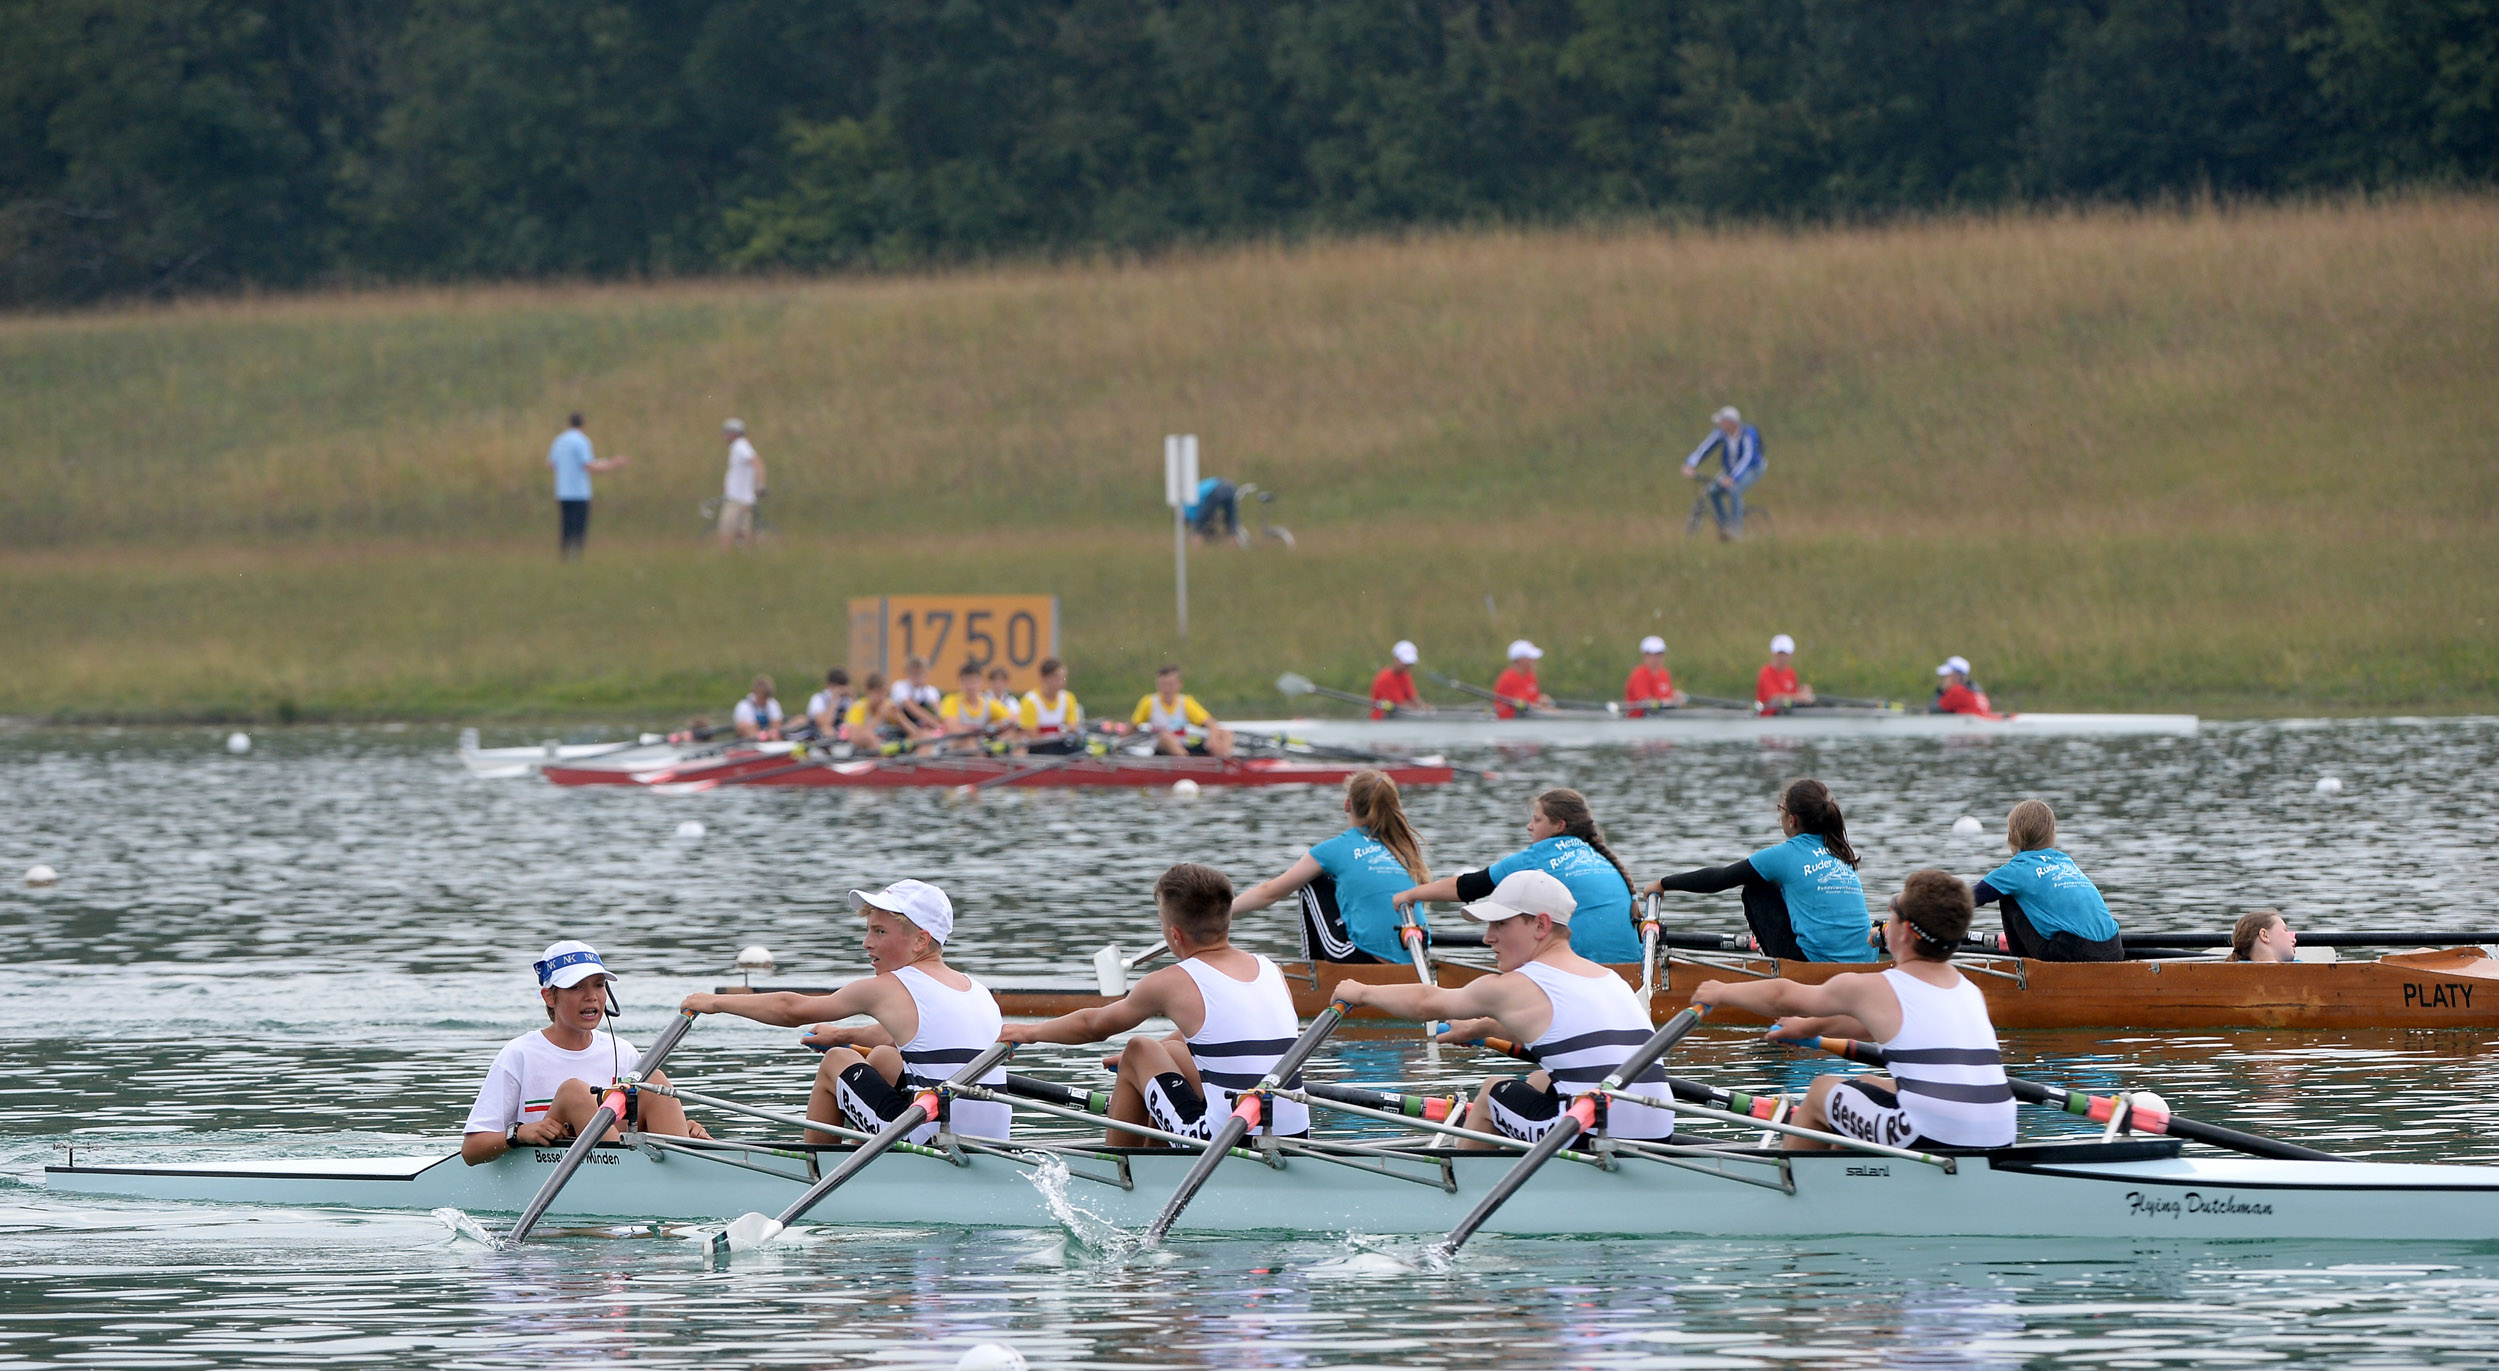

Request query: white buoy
[
  {"left": 2315, "top": 777, "right": 2343, "bottom": 796},
  {"left": 1951, "top": 815, "right": 1984, "bottom": 837},
  {"left": 675, "top": 820, "right": 706, "bottom": 839},
  {"left": 735, "top": 945, "right": 776, "bottom": 976},
  {"left": 956, "top": 1344, "right": 1028, "bottom": 1371},
  {"left": 1171, "top": 778, "right": 1201, "bottom": 798},
  {"left": 25, "top": 864, "right": 59, "bottom": 887},
  {"left": 225, "top": 732, "right": 252, "bottom": 754}
]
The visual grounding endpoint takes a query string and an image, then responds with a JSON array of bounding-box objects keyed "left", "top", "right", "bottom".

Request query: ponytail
[
  {"left": 1780, "top": 778, "right": 1860, "bottom": 868},
  {"left": 1346, "top": 770, "right": 1431, "bottom": 883},
  {"left": 1534, "top": 788, "right": 1632, "bottom": 893}
]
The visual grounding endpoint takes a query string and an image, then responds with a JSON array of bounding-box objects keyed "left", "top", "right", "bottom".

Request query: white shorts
[{"left": 716, "top": 498, "right": 755, "bottom": 537}]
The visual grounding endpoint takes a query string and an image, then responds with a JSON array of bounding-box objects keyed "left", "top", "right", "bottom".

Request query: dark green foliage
[{"left": 1, "top": 0, "right": 2492, "bottom": 303}]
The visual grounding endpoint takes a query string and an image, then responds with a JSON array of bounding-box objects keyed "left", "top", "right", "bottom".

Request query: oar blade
[
  {"left": 1144, "top": 1115, "right": 1251, "bottom": 1243},
  {"left": 706, "top": 1211, "right": 786, "bottom": 1254},
  {"left": 1276, "top": 672, "right": 1316, "bottom": 697}
]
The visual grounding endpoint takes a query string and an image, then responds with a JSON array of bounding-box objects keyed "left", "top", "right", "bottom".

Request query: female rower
[
  {"left": 1644, "top": 778, "right": 1873, "bottom": 963},
  {"left": 1230, "top": 770, "right": 1431, "bottom": 964},
  {"left": 1973, "top": 800, "right": 2122, "bottom": 962},
  {"left": 2227, "top": 909, "right": 2296, "bottom": 963},
  {"left": 1394, "top": 787, "right": 1641, "bottom": 963}
]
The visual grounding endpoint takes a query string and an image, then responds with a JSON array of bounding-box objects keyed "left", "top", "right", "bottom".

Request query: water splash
[
  {"left": 1308, "top": 1233, "right": 1425, "bottom": 1276},
  {"left": 1023, "top": 1155, "right": 1147, "bottom": 1259},
  {"left": 431, "top": 1207, "right": 499, "bottom": 1247}
]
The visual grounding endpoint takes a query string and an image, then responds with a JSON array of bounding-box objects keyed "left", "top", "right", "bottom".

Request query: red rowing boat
[{"left": 542, "top": 747, "right": 1454, "bottom": 790}]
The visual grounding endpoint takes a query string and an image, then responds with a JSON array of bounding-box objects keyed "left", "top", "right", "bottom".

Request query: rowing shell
[
  {"left": 1230, "top": 711, "right": 2199, "bottom": 748},
  {"left": 43, "top": 1136, "right": 2499, "bottom": 1239},
  {"left": 544, "top": 752, "right": 1456, "bottom": 790}
]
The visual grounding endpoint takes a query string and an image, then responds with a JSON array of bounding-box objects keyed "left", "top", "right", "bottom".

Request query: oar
[
  {"left": 1440, "top": 1005, "right": 1707, "bottom": 1255},
  {"left": 1802, "top": 1037, "right": 2341, "bottom": 1162},
  {"left": 1231, "top": 729, "right": 1497, "bottom": 784},
  {"left": 505, "top": 1009, "right": 699, "bottom": 1246},
  {"left": 1275, "top": 672, "right": 1395, "bottom": 712},
  {"left": 1397, "top": 908, "right": 1443, "bottom": 1036},
  {"left": 1302, "top": 1079, "right": 1464, "bottom": 1123},
  {"left": 1425, "top": 671, "right": 1571, "bottom": 715},
  {"left": 1004, "top": 1073, "right": 1112, "bottom": 1115},
  {"left": 1636, "top": 893, "right": 1663, "bottom": 1002},
  {"left": 1786, "top": 695, "right": 1904, "bottom": 712},
  {"left": 1144, "top": 999, "right": 1350, "bottom": 1243},
  {"left": 710, "top": 1040, "right": 1017, "bottom": 1253}
]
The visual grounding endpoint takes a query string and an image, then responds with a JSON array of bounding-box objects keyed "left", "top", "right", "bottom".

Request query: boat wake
[{"left": 1308, "top": 1234, "right": 1427, "bottom": 1276}]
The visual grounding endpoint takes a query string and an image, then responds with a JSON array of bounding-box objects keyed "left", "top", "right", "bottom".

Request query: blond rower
[{"left": 1132, "top": 664, "right": 1234, "bottom": 758}]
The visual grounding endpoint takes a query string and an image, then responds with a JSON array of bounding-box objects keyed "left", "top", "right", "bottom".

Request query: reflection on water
[{"left": 5, "top": 720, "right": 2499, "bottom": 1367}]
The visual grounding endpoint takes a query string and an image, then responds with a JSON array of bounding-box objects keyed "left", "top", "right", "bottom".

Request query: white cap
[
  {"left": 1639, "top": 635, "right": 1667, "bottom": 655},
  {"left": 1462, "top": 870, "right": 1576, "bottom": 924},
  {"left": 723, "top": 417, "right": 746, "bottom": 435},
  {"left": 1946, "top": 655, "right": 1971, "bottom": 675},
  {"left": 1937, "top": 662, "right": 1956, "bottom": 677},
  {"left": 534, "top": 940, "right": 615, "bottom": 989},
  {"left": 1392, "top": 640, "right": 1419, "bottom": 665},
  {"left": 1769, "top": 634, "right": 1795, "bottom": 655},
  {"left": 1713, "top": 406, "right": 1742, "bottom": 425},
  {"left": 1506, "top": 639, "right": 1543, "bottom": 661},
  {"left": 850, "top": 879, "right": 954, "bottom": 944}
]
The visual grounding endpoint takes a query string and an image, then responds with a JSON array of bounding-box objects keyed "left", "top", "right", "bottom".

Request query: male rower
[
  {"left": 1623, "top": 636, "right": 1686, "bottom": 716},
  {"left": 461, "top": 940, "right": 709, "bottom": 1165},
  {"left": 1756, "top": 635, "right": 1815, "bottom": 713},
  {"left": 1132, "top": 664, "right": 1234, "bottom": 758},
  {"left": 1367, "top": 641, "right": 1431, "bottom": 718},
  {"left": 733, "top": 674, "right": 784, "bottom": 740},
  {"left": 806, "top": 668, "right": 854, "bottom": 740},
  {"left": 889, "top": 656, "right": 946, "bottom": 736},
  {"left": 984, "top": 665, "right": 1023, "bottom": 745},
  {"left": 680, "top": 881, "right": 1011, "bottom": 1144},
  {"left": 939, "top": 662, "right": 997, "bottom": 748},
  {"left": 1018, "top": 657, "right": 1087, "bottom": 754},
  {"left": 1931, "top": 657, "right": 1993, "bottom": 716},
  {"left": 1336, "top": 870, "right": 1675, "bottom": 1147},
  {"left": 999, "top": 863, "right": 1310, "bottom": 1146},
  {"left": 1690, "top": 869, "right": 2015, "bottom": 1151},
  {"left": 1492, "top": 640, "right": 1555, "bottom": 719}
]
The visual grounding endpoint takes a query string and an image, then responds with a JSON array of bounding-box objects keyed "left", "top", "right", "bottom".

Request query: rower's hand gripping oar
[
  {"left": 711, "top": 1039, "right": 1017, "bottom": 1253},
  {"left": 505, "top": 1008, "right": 700, "bottom": 1246},
  {"left": 1143, "top": 999, "right": 1350, "bottom": 1244},
  {"left": 1440, "top": 1005, "right": 1708, "bottom": 1257},
  {"left": 1803, "top": 1036, "right": 2341, "bottom": 1162}
]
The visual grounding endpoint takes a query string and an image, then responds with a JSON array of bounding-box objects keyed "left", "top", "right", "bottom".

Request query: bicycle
[
  {"left": 1228, "top": 483, "right": 1295, "bottom": 549},
  {"left": 1683, "top": 482, "right": 1772, "bottom": 540},
  {"left": 699, "top": 490, "right": 771, "bottom": 543}
]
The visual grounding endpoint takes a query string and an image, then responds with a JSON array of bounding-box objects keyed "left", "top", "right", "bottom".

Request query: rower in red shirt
[
  {"left": 1367, "top": 640, "right": 1432, "bottom": 719},
  {"left": 1931, "top": 656, "right": 1995, "bottom": 716},
  {"left": 1623, "top": 635, "right": 1686, "bottom": 716},
  {"left": 1491, "top": 640, "right": 1555, "bottom": 719},
  {"left": 1755, "top": 634, "right": 1816, "bottom": 713}
]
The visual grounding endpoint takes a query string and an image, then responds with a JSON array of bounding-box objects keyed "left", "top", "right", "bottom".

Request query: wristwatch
[{"left": 506, "top": 1124, "right": 524, "bottom": 1151}]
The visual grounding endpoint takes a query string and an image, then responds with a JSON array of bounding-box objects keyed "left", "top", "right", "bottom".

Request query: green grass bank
[{"left": 1, "top": 199, "right": 2493, "bottom": 723}]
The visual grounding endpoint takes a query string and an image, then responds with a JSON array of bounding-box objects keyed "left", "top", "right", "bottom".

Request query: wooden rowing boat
[
  {"left": 1230, "top": 711, "right": 2199, "bottom": 747},
  {"left": 544, "top": 749, "right": 1455, "bottom": 789}
]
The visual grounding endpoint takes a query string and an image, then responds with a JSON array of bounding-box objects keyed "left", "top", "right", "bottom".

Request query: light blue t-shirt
[
  {"left": 549, "top": 429, "right": 595, "bottom": 500},
  {"left": 1308, "top": 826, "right": 1425, "bottom": 963},
  {"left": 1982, "top": 848, "right": 2119, "bottom": 941},
  {"left": 1747, "top": 833, "right": 1876, "bottom": 963},
  {"left": 1487, "top": 836, "right": 1639, "bottom": 963}
]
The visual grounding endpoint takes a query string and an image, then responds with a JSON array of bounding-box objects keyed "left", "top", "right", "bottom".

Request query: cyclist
[{"left": 1683, "top": 406, "right": 1764, "bottom": 540}]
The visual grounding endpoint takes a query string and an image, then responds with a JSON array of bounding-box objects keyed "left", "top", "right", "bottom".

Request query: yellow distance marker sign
[{"left": 847, "top": 596, "right": 1061, "bottom": 695}]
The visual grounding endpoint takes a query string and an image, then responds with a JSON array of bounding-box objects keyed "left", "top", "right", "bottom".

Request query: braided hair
[{"left": 1533, "top": 788, "right": 1633, "bottom": 893}]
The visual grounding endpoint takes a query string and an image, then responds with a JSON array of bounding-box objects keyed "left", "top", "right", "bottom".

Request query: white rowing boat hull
[
  {"left": 1232, "top": 712, "right": 2199, "bottom": 748},
  {"left": 44, "top": 1139, "right": 2499, "bottom": 1240},
  {"left": 458, "top": 736, "right": 677, "bottom": 778}
]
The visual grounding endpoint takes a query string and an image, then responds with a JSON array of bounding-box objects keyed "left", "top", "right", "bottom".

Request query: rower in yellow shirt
[
  {"left": 935, "top": 662, "right": 997, "bottom": 751},
  {"left": 1132, "top": 664, "right": 1234, "bottom": 758},
  {"left": 1017, "top": 657, "right": 1088, "bottom": 755}
]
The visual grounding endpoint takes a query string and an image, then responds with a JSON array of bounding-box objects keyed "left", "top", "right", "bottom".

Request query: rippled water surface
[{"left": 7, "top": 719, "right": 2499, "bottom": 1368}]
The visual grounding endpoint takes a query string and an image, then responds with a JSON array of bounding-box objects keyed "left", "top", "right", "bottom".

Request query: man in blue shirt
[
  {"left": 1184, "top": 476, "right": 1237, "bottom": 542},
  {"left": 547, "top": 413, "right": 628, "bottom": 559},
  {"left": 1682, "top": 405, "right": 1764, "bottom": 541}
]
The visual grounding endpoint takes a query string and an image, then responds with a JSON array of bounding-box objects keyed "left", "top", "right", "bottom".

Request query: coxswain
[
  {"left": 805, "top": 668, "right": 854, "bottom": 741},
  {"left": 1491, "top": 640, "right": 1555, "bottom": 718},
  {"left": 983, "top": 665, "right": 1023, "bottom": 746},
  {"left": 1623, "top": 635, "right": 1686, "bottom": 715},
  {"left": 1645, "top": 778, "right": 1873, "bottom": 964},
  {"left": 1230, "top": 770, "right": 1431, "bottom": 964},
  {"left": 1395, "top": 788, "right": 1641, "bottom": 963},
  {"left": 1931, "top": 657, "right": 1993, "bottom": 716},
  {"left": 461, "top": 940, "right": 709, "bottom": 1165},
  {"left": 889, "top": 656, "right": 946, "bottom": 736},
  {"left": 1017, "top": 657, "right": 1087, "bottom": 755},
  {"left": 1367, "top": 641, "right": 1430, "bottom": 718},
  {"left": 1755, "top": 635, "right": 1815, "bottom": 712},
  {"left": 1973, "top": 800, "right": 2123, "bottom": 961},
  {"left": 998, "top": 863, "right": 1310, "bottom": 1147},
  {"left": 1132, "top": 664, "right": 1234, "bottom": 758},
  {"left": 1691, "top": 870, "right": 2016, "bottom": 1151},
  {"left": 733, "top": 674, "right": 784, "bottom": 740},
  {"left": 2227, "top": 909, "right": 2297, "bottom": 962},
  {"left": 680, "top": 881, "right": 1010, "bottom": 1144},
  {"left": 1336, "top": 870, "right": 1675, "bottom": 1147}
]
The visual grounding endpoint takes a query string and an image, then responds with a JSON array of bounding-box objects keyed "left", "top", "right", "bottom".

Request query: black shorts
[
  {"left": 1823, "top": 1080, "right": 1952, "bottom": 1151},
  {"left": 832, "top": 1063, "right": 939, "bottom": 1145},
  {"left": 2001, "top": 898, "right": 2125, "bottom": 962},
  {"left": 1140, "top": 1072, "right": 1306, "bottom": 1142},
  {"left": 1483, "top": 1078, "right": 1678, "bottom": 1144},
  {"left": 1026, "top": 735, "right": 1085, "bottom": 755},
  {"left": 1294, "top": 874, "right": 1389, "bottom": 965}
]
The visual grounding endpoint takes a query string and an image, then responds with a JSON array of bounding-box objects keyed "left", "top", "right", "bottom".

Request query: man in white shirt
[
  {"left": 733, "top": 675, "right": 784, "bottom": 740},
  {"left": 461, "top": 941, "right": 708, "bottom": 1165},
  {"left": 717, "top": 418, "right": 765, "bottom": 549}
]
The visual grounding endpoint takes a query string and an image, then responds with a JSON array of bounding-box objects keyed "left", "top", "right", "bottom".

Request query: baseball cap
[
  {"left": 1506, "top": 639, "right": 1544, "bottom": 661},
  {"left": 1946, "top": 655, "right": 1971, "bottom": 675},
  {"left": 1392, "top": 640, "right": 1419, "bottom": 665},
  {"left": 1713, "top": 406, "right": 1742, "bottom": 424},
  {"left": 850, "top": 879, "right": 954, "bottom": 944},
  {"left": 1770, "top": 634, "right": 1796, "bottom": 655},
  {"left": 1936, "top": 662, "right": 1956, "bottom": 677},
  {"left": 1462, "top": 869, "right": 1577, "bottom": 924},
  {"left": 1639, "top": 635, "right": 1667, "bottom": 655},
  {"left": 723, "top": 418, "right": 746, "bottom": 435},
  {"left": 534, "top": 940, "right": 615, "bottom": 989}
]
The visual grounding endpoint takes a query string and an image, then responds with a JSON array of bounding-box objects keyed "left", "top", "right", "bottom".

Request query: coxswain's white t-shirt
[
  {"left": 462, "top": 1028, "right": 641, "bottom": 1135},
  {"left": 732, "top": 696, "right": 783, "bottom": 731},
  {"left": 723, "top": 437, "right": 759, "bottom": 504},
  {"left": 889, "top": 680, "right": 942, "bottom": 708}
]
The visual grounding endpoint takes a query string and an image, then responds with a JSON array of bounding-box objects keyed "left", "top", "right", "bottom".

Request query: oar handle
[
  {"left": 763, "top": 1040, "right": 1016, "bottom": 1231},
  {"left": 1144, "top": 1000, "right": 1349, "bottom": 1243},
  {"left": 1300, "top": 1079, "right": 1463, "bottom": 1123},
  {"left": 507, "top": 1009, "right": 700, "bottom": 1246}
]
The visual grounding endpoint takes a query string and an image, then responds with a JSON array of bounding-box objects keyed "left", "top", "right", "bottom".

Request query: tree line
[{"left": 2, "top": 0, "right": 2490, "bottom": 306}]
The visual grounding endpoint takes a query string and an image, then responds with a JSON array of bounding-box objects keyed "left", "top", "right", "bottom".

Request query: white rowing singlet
[
  {"left": 893, "top": 965, "right": 1011, "bottom": 1141},
  {"left": 1517, "top": 961, "right": 1674, "bottom": 1139},
  {"left": 1876, "top": 968, "right": 2014, "bottom": 1147},
  {"left": 1178, "top": 955, "right": 1311, "bottom": 1135},
  {"left": 1022, "top": 690, "right": 1080, "bottom": 735}
]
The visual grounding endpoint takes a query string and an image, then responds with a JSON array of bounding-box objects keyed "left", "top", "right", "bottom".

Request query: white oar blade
[
  {"left": 1275, "top": 672, "right": 1315, "bottom": 696},
  {"left": 706, "top": 1212, "right": 785, "bottom": 1254}
]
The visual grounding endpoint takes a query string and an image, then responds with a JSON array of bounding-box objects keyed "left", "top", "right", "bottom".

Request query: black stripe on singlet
[
  {"left": 1894, "top": 1078, "right": 2016, "bottom": 1104},
  {"left": 1534, "top": 1027, "right": 1654, "bottom": 1057},
  {"left": 1194, "top": 1036, "right": 1297, "bottom": 1058},
  {"left": 1198, "top": 1067, "right": 1306, "bottom": 1091},
  {"left": 902, "top": 1046, "right": 988, "bottom": 1066},
  {"left": 1882, "top": 1046, "right": 2004, "bottom": 1066}
]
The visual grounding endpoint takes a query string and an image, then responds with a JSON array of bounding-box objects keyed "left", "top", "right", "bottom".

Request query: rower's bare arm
[
  {"left": 998, "top": 969, "right": 1176, "bottom": 1044},
  {"left": 1231, "top": 855, "right": 1323, "bottom": 915},
  {"left": 681, "top": 982, "right": 880, "bottom": 1029},
  {"left": 1338, "top": 970, "right": 1531, "bottom": 1025},
  {"left": 1696, "top": 972, "right": 1891, "bottom": 1037}
]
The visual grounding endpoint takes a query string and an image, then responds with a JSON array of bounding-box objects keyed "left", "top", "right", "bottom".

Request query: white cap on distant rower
[
  {"left": 535, "top": 940, "right": 616, "bottom": 989},
  {"left": 1936, "top": 662, "right": 1955, "bottom": 676},
  {"left": 1769, "top": 634, "right": 1796, "bottom": 655},
  {"left": 1946, "top": 655, "right": 1971, "bottom": 675},
  {"left": 1713, "top": 406, "right": 1742, "bottom": 425},
  {"left": 723, "top": 417, "right": 746, "bottom": 435},
  {"left": 1639, "top": 635, "right": 1667, "bottom": 655},
  {"left": 1392, "top": 640, "right": 1419, "bottom": 665},
  {"left": 850, "top": 879, "right": 954, "bottom": 944},
  {"left": 1463, "top": 869, "right": 1576, "bottom": 924},
  {"left": 1506, "top": 639, "right": 1544, "bottom": 661}
]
